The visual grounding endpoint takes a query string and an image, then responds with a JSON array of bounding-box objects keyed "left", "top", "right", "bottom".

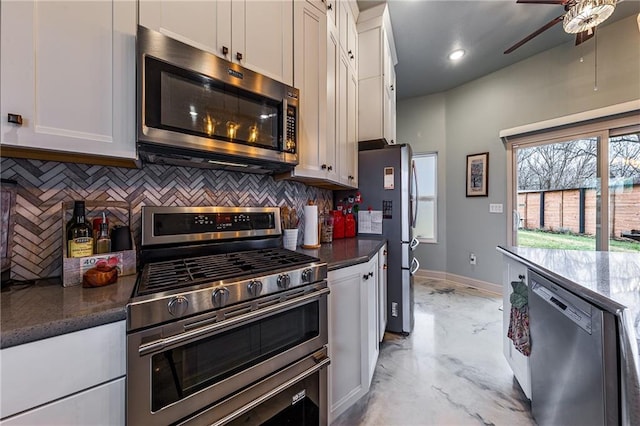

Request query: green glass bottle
[{"left": 67, "top": 201, "right": 93, "bottom": 258}]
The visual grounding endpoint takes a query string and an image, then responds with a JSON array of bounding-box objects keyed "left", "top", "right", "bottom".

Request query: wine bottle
[
  {"left": 67, "top": 201, "right": 93, "bottom": 258},
  {"left": 95, "top": 212, "right": 111, "bottom": 254}
]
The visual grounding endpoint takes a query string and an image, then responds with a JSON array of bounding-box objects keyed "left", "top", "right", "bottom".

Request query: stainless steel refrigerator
[{"left": 337, "top": 143, "right": 419, "bottom": 334}]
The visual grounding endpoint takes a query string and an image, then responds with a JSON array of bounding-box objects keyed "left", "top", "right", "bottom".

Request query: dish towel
[{"left": 507, "top": 280, "right": 531, "bottom": 356}]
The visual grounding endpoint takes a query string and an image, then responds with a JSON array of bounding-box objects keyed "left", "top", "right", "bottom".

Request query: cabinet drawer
[
  {"left": 0, "top": 321, "right": 125, "bottom": 418},
  {"left": 0, "top": 377, "right": 124, "bottom": 426}
]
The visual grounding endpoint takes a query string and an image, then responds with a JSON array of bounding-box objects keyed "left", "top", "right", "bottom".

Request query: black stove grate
[{"left": 136, "top": 248, "right": 320, "bottom": 296}]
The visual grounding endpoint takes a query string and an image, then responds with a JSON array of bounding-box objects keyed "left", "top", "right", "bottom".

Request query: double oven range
[{"left": 127, "top": 206, "right": 329, "bottom": 425}]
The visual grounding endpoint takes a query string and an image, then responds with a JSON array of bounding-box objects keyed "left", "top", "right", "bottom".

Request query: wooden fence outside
[{"left": 517, "top": 184, "right": 640, "bottom": 237}]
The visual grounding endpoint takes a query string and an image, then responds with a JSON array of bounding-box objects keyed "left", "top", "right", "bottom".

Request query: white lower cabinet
[
  {"left": 502, "top": 256, "right": 532, "bottom": 399},
  {"left": 364, "top": 255, "right": 379, "bottom": 386},
  {"left": 0, "top": 378, "right": 125, "bottom": 426},
  {"left": 0, "top": 321, "right": 126, "bottom": 424},
  {"left": 328, "top": 253, "right": 381, "bottom": 423},
  {"left": 377, "top": 244, "right": 388, "bottom": 342}
]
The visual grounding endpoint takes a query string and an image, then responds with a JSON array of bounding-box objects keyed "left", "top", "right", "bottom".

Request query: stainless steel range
[{"left": 127, "top": 206, "right": 329, "bottom": 426}]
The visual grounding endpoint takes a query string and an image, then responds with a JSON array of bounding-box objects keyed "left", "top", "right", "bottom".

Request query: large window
[
  {"left": 507, "top": 112, "right": 639, "bottom": 252},
  {"left": 413, "top": 153, "right": 437, "bottom": 243}
]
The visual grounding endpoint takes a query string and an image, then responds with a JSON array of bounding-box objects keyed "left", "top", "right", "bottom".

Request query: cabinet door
[
  {"left": 326, "top": 0, "right": 338, "bottom": 30},
  {"left": 291, "top": 1, "right": 328, "bottom": 180},
  {"left": 347, "top": 68, "right": 359, "bottom": 187},
  {"left": 378, "top": 244, "right": 388, "bottom": 342},
  {"left": 502, "top": 256, "right": 532, "bottom": 399},
  {"left": 336, "top": 54, "right": 350, "bottom": 186},
  {"left": 365, "top": 256, "right": 379, "bottom": 386},
  {"left": 326, "top": 25, "right": 340, "bottom": 182},
  {"left": 139, "top": 1, "right": 231, "bottom": 57},
  {"left": 328, "top": 264, "right": 367, "bottom": 422},
  {"left": 347, "top": 8, "right": 358, "bottom": 73},
  {"left": 239, "top": 0, "right": 293, "bottom": 85},
  {"left": 0, "top": 0, "right": 136, "bottom": 160}
]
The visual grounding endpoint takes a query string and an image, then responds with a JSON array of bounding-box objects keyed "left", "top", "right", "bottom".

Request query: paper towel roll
[{"left": 303, "top": 205, "right": 319, "bottom": 247}]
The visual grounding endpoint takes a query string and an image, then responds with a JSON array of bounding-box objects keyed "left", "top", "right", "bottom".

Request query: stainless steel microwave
[{"left": 136, "top": 26, "right": 299, "bottom": 174}]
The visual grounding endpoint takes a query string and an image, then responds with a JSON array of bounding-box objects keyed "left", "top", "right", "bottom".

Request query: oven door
[
  {"left": 179, "top": 347, "right": 329, "bottom": 426},
  {"left": 127, "top": 284, "right": 328, "bottom": 426}
]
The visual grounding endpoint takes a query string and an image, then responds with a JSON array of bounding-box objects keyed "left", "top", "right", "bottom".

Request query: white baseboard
[{"left": 416, "top": 269, "right": 501, "bottom": 296}]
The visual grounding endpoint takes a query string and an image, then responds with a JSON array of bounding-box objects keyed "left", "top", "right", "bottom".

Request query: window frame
[
  {"left": 504, "top": 112, "right": 640, "bottom": 250},
  {"left": 413, "top": 151, "right": 438, "bottom": 244}
]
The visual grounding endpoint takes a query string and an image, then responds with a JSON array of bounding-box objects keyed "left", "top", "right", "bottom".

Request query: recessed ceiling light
[{"left": 448, "top": 49, "right": 465, "bottom": 61}]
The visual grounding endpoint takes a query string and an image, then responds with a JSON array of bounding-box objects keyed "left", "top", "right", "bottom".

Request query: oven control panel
[{"left": 142, "top": 206, "right": 282, "bottom": 247}]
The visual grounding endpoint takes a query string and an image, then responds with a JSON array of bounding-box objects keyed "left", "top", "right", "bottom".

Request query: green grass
[{"left": 517, "top": 229, "right": 640, "bottom": 252}]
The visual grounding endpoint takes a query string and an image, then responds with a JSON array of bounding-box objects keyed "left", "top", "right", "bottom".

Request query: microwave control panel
[{"left": 285, "top": 105, "right": 297, "bottom": 153}]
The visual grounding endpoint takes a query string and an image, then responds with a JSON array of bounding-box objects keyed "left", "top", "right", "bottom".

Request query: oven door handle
[
  {"left": 210, "top": 355, "right": 330, "bottom": 426},
  {"left": 138, "top": 287, "right": 330, "bottom": 356}
]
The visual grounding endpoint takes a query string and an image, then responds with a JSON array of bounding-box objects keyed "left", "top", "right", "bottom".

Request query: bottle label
[{"left": 69, "top": 237, "right": 94, "bottom": 258}]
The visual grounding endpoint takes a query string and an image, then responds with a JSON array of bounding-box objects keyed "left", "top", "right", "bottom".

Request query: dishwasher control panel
[{"left": 530, "top": 280, "right": 593, "bottom": 334}]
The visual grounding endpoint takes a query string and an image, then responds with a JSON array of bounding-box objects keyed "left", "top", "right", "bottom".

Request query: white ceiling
[{"left": 357, "top": 0, "right": 640, "bottom": 100}]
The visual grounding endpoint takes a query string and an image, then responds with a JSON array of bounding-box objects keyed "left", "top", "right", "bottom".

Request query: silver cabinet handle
[{"left": 410, "top": 237, "right": 420, "bottom": 250}]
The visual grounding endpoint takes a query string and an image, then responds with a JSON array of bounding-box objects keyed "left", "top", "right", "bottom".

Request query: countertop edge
[
  {"left": 1, "top": 306, "right": 127, "bottom": 350},
  {"left": 327, "top": 239, "right": 386, "bottom": 271},
  {"left": 497, "top": 245, "right": 626, "bottom": 315}
]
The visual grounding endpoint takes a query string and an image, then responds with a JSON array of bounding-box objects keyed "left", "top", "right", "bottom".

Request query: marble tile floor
[{"left": 333, "top": 278, "right": 536, "bottom": 426}]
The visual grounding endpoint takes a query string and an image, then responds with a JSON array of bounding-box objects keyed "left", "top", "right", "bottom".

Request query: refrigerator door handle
[
  {"left": 410, "top": 237, "right": 420, "bottom": 250},
  {"left": 411, "top": 160, "right": 419, "bottom": 228},
  {"left": 410, "top": 257, "right": 420, "bottom": 275}
]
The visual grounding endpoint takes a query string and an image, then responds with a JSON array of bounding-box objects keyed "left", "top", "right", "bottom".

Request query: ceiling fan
[{"left": 504, "top": 0, "right": 617, "bottom": 54}]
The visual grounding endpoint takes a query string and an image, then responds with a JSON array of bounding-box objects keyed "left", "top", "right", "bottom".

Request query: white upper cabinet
[
  {"left": 357, "top": 3, "right": 397, "bottom": 144},
  {"left": 139, "top": 0, "right": 293, "bottom": 86},
  {"left": 339, "top": 0, "right": 358, "bottom": 73},
  {"left": 286, "top": 0, "right": 328, "bottom": 181},
  {"left": 0, "top": 0, "right": 136, "bottom": 161}
]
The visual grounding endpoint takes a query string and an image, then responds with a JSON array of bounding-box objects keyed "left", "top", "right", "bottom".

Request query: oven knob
[
  {"left": 301, "top": 268, "right": 313, "bottom": 283},
  {"left": 167, "top": 296, "right": 189, "bottom": 317},
  {"left": 247, "top": 280, "right": 263, "bottom": 297},
  {"left": 212, "top": 287, "right": 230, "bottom": 308},
  {"left": 277, "top": 273, "right": 291, "bottom": 289}
]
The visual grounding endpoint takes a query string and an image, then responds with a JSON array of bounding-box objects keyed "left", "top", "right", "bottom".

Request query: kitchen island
[{"left": 498, "top": 245, "right": 640, "bottom": 425}]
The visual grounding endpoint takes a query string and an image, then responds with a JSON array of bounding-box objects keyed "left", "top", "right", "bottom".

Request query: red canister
[
  {"left": 345, "top": 213, "right": 356, "bottom": 238},
  {"left": 332, "top": 211, "right": 345, "bottom": 239}
]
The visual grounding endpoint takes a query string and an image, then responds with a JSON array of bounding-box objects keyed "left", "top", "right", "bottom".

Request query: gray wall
[{"left": 398, "top": 15, "right": 640, "bottom": 285}]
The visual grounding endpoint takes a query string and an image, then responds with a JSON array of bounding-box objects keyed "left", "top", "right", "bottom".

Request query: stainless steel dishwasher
[{"left": 528, "top": 270, "right": 619, "bottom": 426}]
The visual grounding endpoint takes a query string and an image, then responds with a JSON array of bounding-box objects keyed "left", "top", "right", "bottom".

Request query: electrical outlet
[
  {"left": 469, "top": 253, "right": 477, "bottom": 265},
  {"left": 489, "top": 203, "right": 503, "bottom": 213}
]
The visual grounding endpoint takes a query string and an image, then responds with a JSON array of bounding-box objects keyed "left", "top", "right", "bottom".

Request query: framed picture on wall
[{"left": 466, "top": 152, "right": 489, "bottom": 197}]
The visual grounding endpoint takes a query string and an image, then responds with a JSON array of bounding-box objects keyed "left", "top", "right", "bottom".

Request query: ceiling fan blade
[
  {"left": 504, "top": 15, "right": 564, "bottom": 54},
  {"left": 575, "top": 28, "right": 595, "bottom": 45},
  {"left": 516, "top": 0, "right": 566, "bottom": 4}
]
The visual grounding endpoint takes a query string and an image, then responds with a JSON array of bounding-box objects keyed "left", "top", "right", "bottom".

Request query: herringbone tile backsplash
[{"left": 1, "top": 158, "right": 332, "bottom": 280}]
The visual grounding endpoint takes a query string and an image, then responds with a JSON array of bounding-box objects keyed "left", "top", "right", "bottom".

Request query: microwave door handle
[{"left": 282, "top": 98, "right": 288, "bottom": 151}]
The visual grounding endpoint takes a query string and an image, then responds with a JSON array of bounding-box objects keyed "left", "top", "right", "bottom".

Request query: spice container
[{"left": 320, "top": 210, "right": 334, "bottom": 243}]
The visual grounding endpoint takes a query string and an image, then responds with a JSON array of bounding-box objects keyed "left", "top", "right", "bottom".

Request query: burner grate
[{"left": 137, "top": 248, "right": 319, "bottom": 296}]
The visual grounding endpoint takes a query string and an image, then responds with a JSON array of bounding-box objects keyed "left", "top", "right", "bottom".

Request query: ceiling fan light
[
  {"left": 563, "top": 0, "right": 617, "bottom": 34},
  {"left": 448, "top": 49, "right": 465, "bottom": 61}
]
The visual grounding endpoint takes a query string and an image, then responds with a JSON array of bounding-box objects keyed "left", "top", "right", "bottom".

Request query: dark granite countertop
[
  {"left": 0, "top": 238, "right": 384, "bottom": 349},
  {"left": 497, "top": 245, "right": 640, "bottom": 424},
  {"left": 297, "top": 237, "right": 386, "bottom": 270},
  {"left": 0, "top": 275, "right": 136, "bottom": 349}
]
